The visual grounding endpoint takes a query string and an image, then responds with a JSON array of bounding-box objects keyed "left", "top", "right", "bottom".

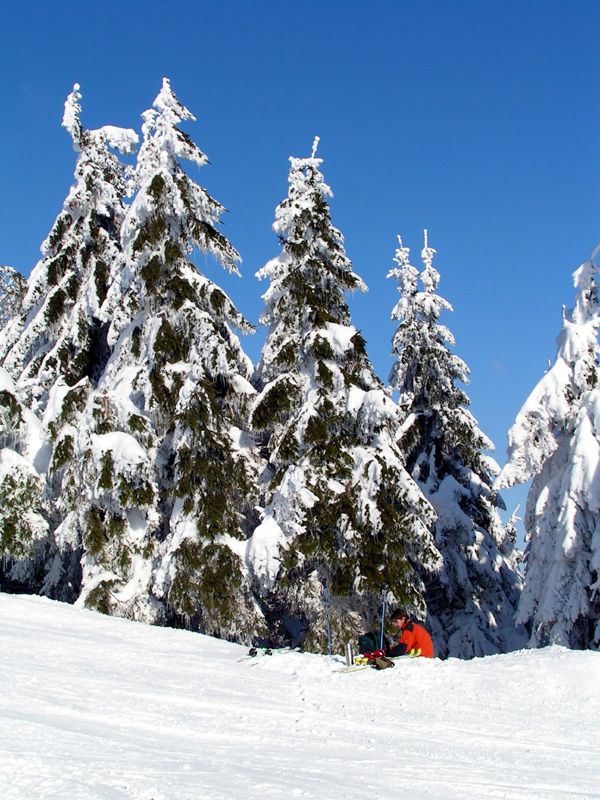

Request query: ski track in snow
[{"left": 1, "top": 594, "right": 599, "bottom": 800}]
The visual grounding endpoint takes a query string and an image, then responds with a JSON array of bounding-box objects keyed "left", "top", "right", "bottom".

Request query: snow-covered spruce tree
[
  {"left": 0, "top": 84, "right": 138, "bottom": 410},
  {"left": 0, "top": 367, "right": 49, "bottom": 592},
  {"left": 95, "top": 79, "right": 263, "bottom": 638},
  {"left": 248, "top": 140, "right": 438, "bottom": 653},
  {"left": 0, "top": 266, "right": 26, "bottom": 329},
  {"left": 389, "top": 232, "right": 524, "bottom": 659},
  {"left": 496, "top": 247, "right": 600, "bottom": 650},
  {"left": 0, "top": 85, "right": 140, "bottom": 602}
]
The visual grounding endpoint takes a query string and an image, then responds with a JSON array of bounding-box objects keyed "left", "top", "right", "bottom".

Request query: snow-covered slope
[{"left": 1, "top": 593, "right": 598, "bottom": 800}]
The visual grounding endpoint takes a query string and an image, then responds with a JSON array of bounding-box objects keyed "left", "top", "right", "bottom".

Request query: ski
[
  {"left": 334, "top": 662, "right": 373, "bottom": 673},
  {"left": 237, "top": 646, "right": 298, "bottom": 663},
  {"left": 334, "top": 655, "right": 408, "bottom": 673}
]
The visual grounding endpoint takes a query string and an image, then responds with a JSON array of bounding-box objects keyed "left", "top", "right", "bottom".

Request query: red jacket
[{"left": 388, "top": 621, "right": 434, "bottom": 658}]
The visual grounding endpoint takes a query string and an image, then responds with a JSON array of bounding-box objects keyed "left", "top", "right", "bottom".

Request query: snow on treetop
[
  {"left": 62, "top": 83, "right": 138, "bottom": 156},
  {"left": 571, "top": 257, "right": 600, "bottom": 326},
  {"left": 286, "top": 136, "right": 324, "bottom": 175},
  {"left": 92, "top": 125, "right": 139, "bottom": 155},
  {"left": 153, "top": 77, "right": 196, "bottom": 122},
  {"left": 388, "top": 235, "right": 417, "bottom": 281},
  {"left": 287, "top": 154, "right": 328, "bottom": 188},
  {"left": 62, "top": 83, "right": 83, "bottom": 149},
  {"left": 140, "top": 80, "right": 208, "bottom": 170},
  {"left": 420, "top": 229, "right": 441, "bottom": 294},
  {"left": 283, "top": 138, "right": 330, "bottom": 204}
]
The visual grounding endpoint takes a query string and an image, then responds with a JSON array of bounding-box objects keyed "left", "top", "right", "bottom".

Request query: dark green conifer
[
  {"left": 99, "top": 79, "right": 263, "bottom": 637},
  {"left": 249, "top": 141, "right": 437, "bottom": 652},
  {"left": 389, "top": 232, "right": 524, "bottom": 658}
]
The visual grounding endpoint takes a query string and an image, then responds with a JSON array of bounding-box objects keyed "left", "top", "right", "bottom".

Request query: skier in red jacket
[{"left": 387, "top": 608, "right": 434, "bottom": 658}]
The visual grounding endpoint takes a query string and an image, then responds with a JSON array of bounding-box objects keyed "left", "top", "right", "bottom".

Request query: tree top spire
[
  {"left": 62, "top": 83, "right": 83, "bottom": 150},
  {"left": 152, "top": 77, "right": 196, "bottom": 123},
  {"left": 420, "top": 229, "right": 438, "bottom": 288}
]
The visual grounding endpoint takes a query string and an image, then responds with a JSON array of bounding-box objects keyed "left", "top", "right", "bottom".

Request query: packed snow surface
[{"left": 1, "top": 594, "right": 598, "bottom": 800}]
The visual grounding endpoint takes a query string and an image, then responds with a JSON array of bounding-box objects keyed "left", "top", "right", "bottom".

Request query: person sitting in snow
[
  {"left": 387, "top": 608, "right": 434, "bottom": 658},
  {"left": 358, "top": 608, "right": 434, "bottom": 659}
]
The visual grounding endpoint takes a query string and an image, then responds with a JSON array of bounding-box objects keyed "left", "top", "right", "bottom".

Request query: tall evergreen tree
[
  {"left": 248, "top": 141, "right": 438, "bottom": 652},
  {"left": 497, "top": 247, "right": 600, "bottom": 650},
  {"left": 389, "top": 232, "right": 524, "bottom": 658},
  {"left": 93, "top": 79, "right": 263, "bottom": 637},
  {"left": 0, "top": 84, "right": 140, "bottom": 603}
]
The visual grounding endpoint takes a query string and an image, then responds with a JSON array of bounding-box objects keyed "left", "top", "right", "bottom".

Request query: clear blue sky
[{"left": 2, "top": 1, "right": 599, "bottom": 540}]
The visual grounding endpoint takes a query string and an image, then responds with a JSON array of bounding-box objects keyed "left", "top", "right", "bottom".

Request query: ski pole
[
  {"left": 324, "top": 586, "right": 332, "bottom": 658},
  {"left": 380, "top": 587, "right": 387, "bottom": 650}
]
